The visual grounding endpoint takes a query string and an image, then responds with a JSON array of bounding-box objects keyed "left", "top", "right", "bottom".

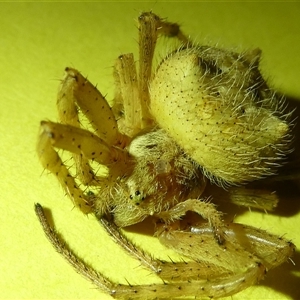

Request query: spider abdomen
[{"left": 150, "top": 47, "right": 291, "bottom": 185}]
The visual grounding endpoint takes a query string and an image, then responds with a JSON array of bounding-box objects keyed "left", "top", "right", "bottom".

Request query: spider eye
[{"left": 129, "top": 190, "right": 146, "bottom": 205}]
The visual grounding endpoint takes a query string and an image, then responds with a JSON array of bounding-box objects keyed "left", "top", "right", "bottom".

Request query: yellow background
[{"left": 1, "top": 1, "right": 300, "bottom": 299}]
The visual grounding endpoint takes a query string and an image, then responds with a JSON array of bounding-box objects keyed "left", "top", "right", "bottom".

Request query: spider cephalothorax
[{"left": 107, "top": 129, "right": 207, "bottom": 227}]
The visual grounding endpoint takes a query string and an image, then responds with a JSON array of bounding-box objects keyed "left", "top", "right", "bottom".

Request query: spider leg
[
  {"left": 157, "top": 223, "right": 269, "bottom": 297},
  {"left": 58, "top": 67, "right": 121, "bottom": 145},
  {"left": 57, "top": 68, "right": 127, "bottom": 186},
  {"left": 227, "top": 186, "right": 279, "bottom": 211},
  {"left": 100, "top": 217, "right": 233, "bottom": 281},
  {"left": 35, "top": 203, "right": 116, "bottom": 294},
  {"left": 220, "top": 223, "right": 295, "bottom": 270},
  {"left": 37, "top": 121, "right": 127, "bottom": 213},
  {"left": 113, "top": 53, "right": 142, "bottom": 137},
  {"left": 35, "top": 203, "right": 272, "bottom": 299},
  {"left": 37, "top": 123, "right": 91, "bottom": 213},
  {"left": 158, "top": 222, "right": 295, "bottom": 272},
  {"left": 101, "top": 211, "right": 294, "bottom": 283},
  {"left": 138, "top": 12, "right": 190, "bottom": 126},
  {"left": 156, "top": 199, "right": 226, "bottom": 243},
  {"left": 205, "top": 184, "right": 279, "bottom": 212}
]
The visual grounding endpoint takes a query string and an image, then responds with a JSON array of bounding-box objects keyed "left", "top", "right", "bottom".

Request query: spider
[{"left": 36, "top": 12, "right": 295, "bottom": 299}]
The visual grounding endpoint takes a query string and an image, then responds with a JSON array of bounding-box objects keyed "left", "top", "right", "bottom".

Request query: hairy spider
[{"left": 36, "top": 12, "right": 295, "bottom": 299}]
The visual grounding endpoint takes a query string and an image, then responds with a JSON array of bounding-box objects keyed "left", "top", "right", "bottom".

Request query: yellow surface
[{"left": 1, "top": 2, "right": 300, "bottom": 299}]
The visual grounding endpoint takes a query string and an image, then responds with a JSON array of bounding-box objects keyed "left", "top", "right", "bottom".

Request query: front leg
[
  {"left": 58, "top": 68, "right": 121, "bottom": 145},
  {"left": 36, "top": 121, "right": 127, "bottom": 213},
  {"left": 37, "top": 122, "right": 92, "bottom": 213},
  {"left": 57, "top": 68, "right": 128, "bottom": 185}
]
